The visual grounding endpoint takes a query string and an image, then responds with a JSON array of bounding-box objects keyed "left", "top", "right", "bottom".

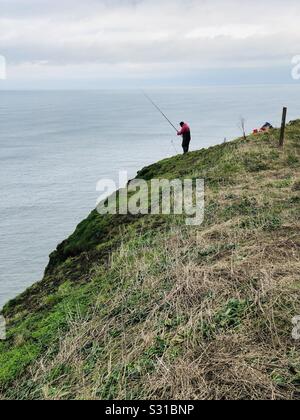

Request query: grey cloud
[{"left": 0, "top": 0, "right": 299, "bottom": 83}]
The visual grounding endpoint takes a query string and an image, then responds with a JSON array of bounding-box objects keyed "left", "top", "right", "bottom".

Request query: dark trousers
[{"left": 182, "top": 140, "right": 190, "bottom": 154}]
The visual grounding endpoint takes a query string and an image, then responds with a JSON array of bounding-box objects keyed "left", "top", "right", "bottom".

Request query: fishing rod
[{"left": 142, "top": 91, "right": 178, "bottom": 133}]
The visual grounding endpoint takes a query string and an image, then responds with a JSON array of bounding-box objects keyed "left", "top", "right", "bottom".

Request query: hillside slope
[{"left": 0, "top": 121, "right": 299, "bottom": 400}]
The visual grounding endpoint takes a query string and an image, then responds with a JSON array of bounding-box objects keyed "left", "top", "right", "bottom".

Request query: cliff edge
[{"left": 1, "top": 122, "right": 299, "bottom": 400}]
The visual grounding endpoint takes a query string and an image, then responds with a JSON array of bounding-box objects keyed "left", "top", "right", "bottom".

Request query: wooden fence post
[{"left": 279, "top": 107, "right": 287, "bottom": 148}]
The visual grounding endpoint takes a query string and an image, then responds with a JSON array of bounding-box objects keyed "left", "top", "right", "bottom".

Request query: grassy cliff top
[{"left": 0, "top": 121, "right": 299, "bottom": 400}]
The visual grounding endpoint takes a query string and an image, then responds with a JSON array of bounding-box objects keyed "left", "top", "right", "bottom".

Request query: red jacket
[{"left": 177, "top": 123, "right": 190, "bottom": 136}]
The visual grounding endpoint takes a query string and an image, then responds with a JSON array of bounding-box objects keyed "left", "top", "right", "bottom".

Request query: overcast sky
[{"left": 0, "top": 0, "right": 299, "bottom": 88}]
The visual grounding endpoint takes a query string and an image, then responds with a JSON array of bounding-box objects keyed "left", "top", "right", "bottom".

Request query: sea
[{"left": 1, "top": 85, "right": 300, "bottom": 308}]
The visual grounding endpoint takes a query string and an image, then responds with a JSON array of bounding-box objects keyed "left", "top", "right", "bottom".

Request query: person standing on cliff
[{"left": 177, "top": 122, "right": 191, "bottom": 154}]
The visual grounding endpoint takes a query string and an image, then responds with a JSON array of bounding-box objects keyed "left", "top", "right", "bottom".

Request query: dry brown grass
[
  {"left": 1, "top": 125, "right": 299, "bottom": 400},
  {"left": 28, "top": 204, "right": 300, "bottom": 399}
]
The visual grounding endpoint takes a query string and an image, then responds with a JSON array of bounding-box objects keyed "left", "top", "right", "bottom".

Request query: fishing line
[{"left": 171, "top": 140, "right": 179, "bottom": 155}]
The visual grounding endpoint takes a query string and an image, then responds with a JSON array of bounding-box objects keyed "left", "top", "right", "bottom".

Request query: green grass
[{"left": 1, "top": 120, "right": 300, "bottom": 400}]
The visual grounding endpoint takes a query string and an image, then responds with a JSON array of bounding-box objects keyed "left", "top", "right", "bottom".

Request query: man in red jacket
[{"left": 177, "top": 122, "right": 191, "bottom": 154}]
